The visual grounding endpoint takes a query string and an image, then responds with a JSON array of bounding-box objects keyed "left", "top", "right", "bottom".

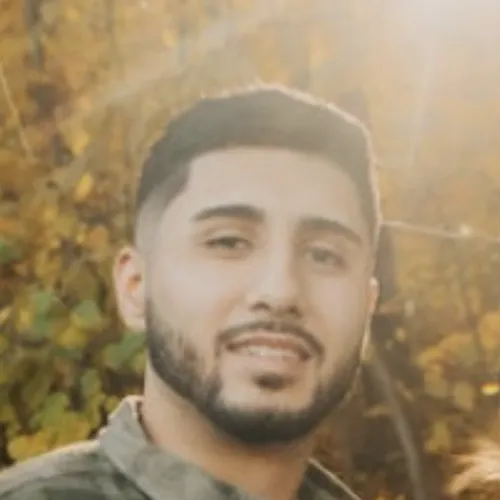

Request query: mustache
[{"left": 218, "top": 320, "right": 324, "bottom": 358}]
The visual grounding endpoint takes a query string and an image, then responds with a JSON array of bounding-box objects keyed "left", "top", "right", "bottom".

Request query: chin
[
  {"left": 239, "top": 399, "right": 310, "bottom": 415},
  {"left": 225, "top": 380, "right": 315, "bottom": 409},
  {"left": 207, "top": 396, "right": 326, "bottom": 446}
]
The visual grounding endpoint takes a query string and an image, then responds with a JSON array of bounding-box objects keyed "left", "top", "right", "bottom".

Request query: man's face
[{"left": 118, "top": 147, "right": 378, "bottom": 445}]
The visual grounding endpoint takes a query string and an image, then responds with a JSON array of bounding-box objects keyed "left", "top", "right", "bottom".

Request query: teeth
[{"left": 239, "top": 345, "right": 299, "bottom": 359}]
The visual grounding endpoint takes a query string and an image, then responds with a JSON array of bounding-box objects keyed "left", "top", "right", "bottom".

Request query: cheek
[
  {"left": 148, "top": 257, "right": 247, "bottom": 335},
  {"left": 311, "top": 278, "right": 370, "bottom": 350}
]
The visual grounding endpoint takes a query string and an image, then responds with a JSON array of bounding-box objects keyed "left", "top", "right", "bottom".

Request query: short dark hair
[{"left": 136, "top": 84, "right": 380, "bottom": 246}]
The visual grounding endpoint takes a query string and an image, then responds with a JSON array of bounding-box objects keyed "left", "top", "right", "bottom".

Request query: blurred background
[{"left": 1, "top": 0, "right": 500, "bottom": 498}]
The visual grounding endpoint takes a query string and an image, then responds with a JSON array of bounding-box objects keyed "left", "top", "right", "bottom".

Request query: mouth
[{"left": 225, "top": 332, "right": 313, "bottom": 362}]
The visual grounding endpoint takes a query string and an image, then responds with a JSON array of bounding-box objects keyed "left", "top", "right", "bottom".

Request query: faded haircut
[{"left": 135, "top": 84, "right": 381, "bottom": 250}]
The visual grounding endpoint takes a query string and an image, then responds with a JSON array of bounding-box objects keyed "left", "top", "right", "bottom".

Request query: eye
[
  {"left": 305, "top": 246, "right": 347, "bottom": 270},
  {"left": 204, "top": 235, "right": 252, "bottom": 257}
]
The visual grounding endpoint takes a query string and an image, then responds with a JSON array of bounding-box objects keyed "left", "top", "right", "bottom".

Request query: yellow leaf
[
  {"left": 54, "top": 213, "right": 79, "bottom": 239},
  {"left": 0, "top": 306, "right": 12, "bottom": 328},
  {"left": 64, "top": 6, "right": 80, "bottom": 22},
  {"left": 0, "top": 216, "right": 24, "bottom": 239},
  {"left": 417, "top": 332, "right": 478, "bottom": 368},
  {"left": 105, "top": 396, "right": 120, "bottom": 413},
  {"left": 75, "top": 95, "right": 93, "bottom": 112},
  {"left": 425, "top": 421, "right": 451, "bottom": 453},
  {"left": 56, "top": 324, "right": 88, "bottom": 350},
  {"left": 13, "top": 261, "right": 29, "bottom": 278},
  {"left": 424, "top": 369, "right": 449, "bottom": 399},
  {"left": 161, "top": 28, "right": 176, "bottom": 48},
  {"left": 51, "top": 412, "right": 91, "bottom": 447},
  {"left": 42, "top": 205, "right": 59, "bottom": 224},
  {"left": 0, "top": 403, "right": 16, "bottom": 424},
  {"left": 7, "top": 429, "right": 52, "bottom": 461},
  {"left": 481, "top": 382, "right": 500, "bottom": 396},
  {"left": 452, "top": 381, "right": 476, "bottom": 412},
  {"left": 76, "top": 227, "right": 86, "bottom": 244},
  {"left": 16, "top": 307, "right": 32, "bottom": 331},
  {"left": 34, "top": 250, "right": 63, "bottom": 285},
  {"left": 63, "top": 261, "right": 99, "bottom": 300},
  {"left": 85, "top": 225, "right": 110, "bottom": 257},
  {"left": 131, "top": 351, "right": 146, "bottom": 374},
  {"left": 416, "top": 345, "right": 441, "bottom": 368},
  {"left": 74, "top": 173, "right": 94, "bottom": 202},
  {"left": 479, "top": 311, "right": 500, "bottom": 351},
  {"left": 69, "top": 129, "right": 90, "bottom": 155},
  {"left": 395, "top": 328, "right": 406, "bottom": 342}
]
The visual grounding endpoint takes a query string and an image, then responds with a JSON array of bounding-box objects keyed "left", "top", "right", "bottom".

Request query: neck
[{"left": 141, "top": 367, "right": 317, "bottom": 500}]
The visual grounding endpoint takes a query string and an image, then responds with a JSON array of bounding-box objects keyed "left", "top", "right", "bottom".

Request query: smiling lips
[{"left": 225, "top": 332, "right": 313, "bottom": 361}]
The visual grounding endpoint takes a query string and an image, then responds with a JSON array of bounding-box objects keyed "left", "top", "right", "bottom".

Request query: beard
[{"left": 146, "top": 300, "right": 365, "bottom": 445}]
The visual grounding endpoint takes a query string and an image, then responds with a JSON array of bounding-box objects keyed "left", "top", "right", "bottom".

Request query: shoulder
[
  {"left": 306, "top": 460, "right": 363, "bottom": 500},
  {"left": 0, "top": 440, "right": 121, "bottom": 499}
]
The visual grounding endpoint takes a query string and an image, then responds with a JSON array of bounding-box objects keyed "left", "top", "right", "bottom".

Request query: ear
[
  {"left": 113, "top": 246, "right": 146, "bottom": 332},
  {"left": 367, "top": 276, "right": 380, "bottom": 316}
]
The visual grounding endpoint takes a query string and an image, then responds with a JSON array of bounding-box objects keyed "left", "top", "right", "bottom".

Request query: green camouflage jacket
[{"left": 0, "top": 397, "right": 361, "bottom": 500}]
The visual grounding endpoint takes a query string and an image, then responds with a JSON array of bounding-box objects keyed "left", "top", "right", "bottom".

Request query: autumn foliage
[{"left": 2, "top": 1, "right": 500, "bottom": 498}]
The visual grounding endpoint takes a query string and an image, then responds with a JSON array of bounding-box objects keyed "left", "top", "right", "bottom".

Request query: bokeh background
[{"left": 2, "top": 1, "right": 500, "bottom": 498}]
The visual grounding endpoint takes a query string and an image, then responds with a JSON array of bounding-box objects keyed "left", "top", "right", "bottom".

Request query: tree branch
[
  {"left": 0, "top": 60, "right": 34, "bottom": 161},
  {"left": 367, "top": 341, "right": 434, "bottom": 500},
  {"left": 23, "top": 0, "right": 44, "bottom": 70}
]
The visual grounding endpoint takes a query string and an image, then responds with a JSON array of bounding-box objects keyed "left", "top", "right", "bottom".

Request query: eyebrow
[
  {"left": 192, "top": 204, "right": 264, "bottom": 223},
  {"left": 300, "top": 216, "right": 364, "bottom": 247},
  {"left": 192, "top": 204, "right": 364, "bottom": 246}
]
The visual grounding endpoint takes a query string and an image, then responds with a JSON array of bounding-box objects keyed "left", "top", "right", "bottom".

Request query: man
[{"left": 0, "top": 85, "right": 380, "bottom": 500}]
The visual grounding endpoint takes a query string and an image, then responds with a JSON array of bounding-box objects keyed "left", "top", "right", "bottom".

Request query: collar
[{"left": 99, "top": 396, "right": 360, "bottom": 500}]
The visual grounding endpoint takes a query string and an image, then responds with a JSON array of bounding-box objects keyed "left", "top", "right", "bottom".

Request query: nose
[{"left": 246, "top": 249, "right": 303, "bottom": 319}]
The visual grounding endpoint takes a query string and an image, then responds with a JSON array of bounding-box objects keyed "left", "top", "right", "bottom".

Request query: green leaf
[
  {"left": 103, "top": 332, "right": 144, "bottom": 370},
  {"left": 71, "top": 300, "right": 102, "bottom": 330},
  {"left": 81, "top": 369, "right": 101, "bottom": 399},
  {"left": 31, "top": 289, "right": 59, "bottom": 316},
  {"left": 31, "top": 314, "right": 51, "bottom": 340},
  {"left": 22, "top": 370, "right": 55, "bottom": 413},
  {"left": 0, "top": 237, "right": 21, "bottom": 264},
  {"left": 52, "top": 344, "right": 83, "bottom": 361},
  {"left": 32, "top": 392, "right": 70, "bottom": 429}
]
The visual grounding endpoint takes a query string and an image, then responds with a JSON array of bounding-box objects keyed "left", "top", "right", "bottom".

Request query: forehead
[{"left": 166, "top": 147, "right": 368, "bottom": 238}]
